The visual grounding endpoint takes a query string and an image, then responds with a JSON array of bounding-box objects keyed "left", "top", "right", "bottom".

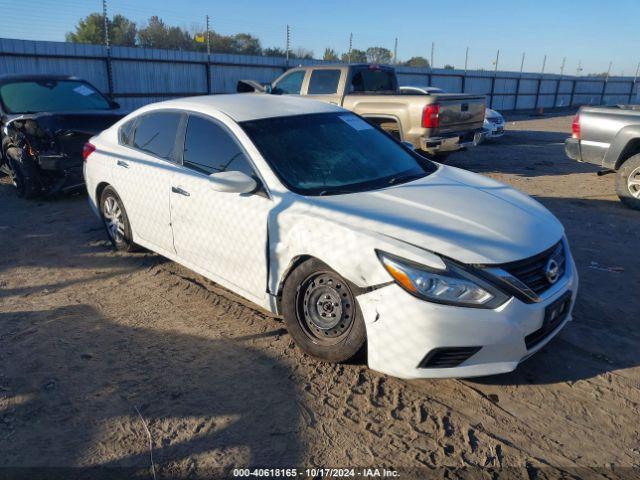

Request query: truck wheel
[
  {"left": 99, "top": 186, "right": 139, "bottom": 252},
  {"left": 615, "top": 154, "right": 640, "bottom": 211},
  {"left": 5, "top": 147, "right": 41, "bottom": 198},
  {"left": 281, "top": 258, "right": 366, "bottom": 363}
]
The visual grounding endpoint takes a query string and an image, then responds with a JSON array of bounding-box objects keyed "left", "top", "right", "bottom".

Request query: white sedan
[
  {"left": 400, "top": 86, "right": 506, "bottom": 140},
  {"left": 83, "top": 94, "right": 577, "bottom": 379}
]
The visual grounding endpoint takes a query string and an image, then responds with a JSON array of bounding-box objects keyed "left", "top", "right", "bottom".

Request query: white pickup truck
[{"left": 239, "top": 64, "right": 486, "bottom": 157}]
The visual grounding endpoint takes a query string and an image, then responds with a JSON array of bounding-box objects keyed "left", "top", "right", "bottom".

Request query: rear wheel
[
  {"left": 615, "top": 154, "right": 640, "bottom": 211},
  {"left": 99, "top": 186, "right": 138, "bottom": 252},
  {"left": 281, "top": 259, "right": 366, "bottom": 363}
]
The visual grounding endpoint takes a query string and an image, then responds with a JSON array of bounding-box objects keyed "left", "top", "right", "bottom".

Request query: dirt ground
[{"left": 1, "top": 114, "right": 639, "bottom": 479}]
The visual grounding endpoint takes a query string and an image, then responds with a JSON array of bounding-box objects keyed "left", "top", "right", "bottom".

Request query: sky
[{"left": 1, "top": 0, "right": 638, "bottom": 76}]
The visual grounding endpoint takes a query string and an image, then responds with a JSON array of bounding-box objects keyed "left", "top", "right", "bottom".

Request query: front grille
[
  {"left": 418, "top": 347, "right": 482, "bottom": 369},
  {"left": 501, "top": 242, "right": 565, "bottom": 296}
]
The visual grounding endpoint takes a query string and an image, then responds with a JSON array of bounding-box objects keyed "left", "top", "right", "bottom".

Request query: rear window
[
  {"left": 308, "top": 70, "right": 341, "bottom": 95},
  {"left": 0, "top": 79, "right": 111, "bottom": 114},
  {"left": 350, "top": 69, "right": 397, "bottom": 93}
]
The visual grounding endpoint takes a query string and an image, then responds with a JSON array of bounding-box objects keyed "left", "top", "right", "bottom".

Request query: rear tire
[
  {"left": 281, "top": 259, "right": 366, "bottom": 363},
  {"left": 615, "top": 154, "right": 640, "bottom": 211},
  {"left": 99, "top": 186, "right": 139, "bottom": 252}
]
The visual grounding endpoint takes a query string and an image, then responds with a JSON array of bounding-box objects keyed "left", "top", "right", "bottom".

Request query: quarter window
[
  {"left": 132, "top": 112, "right": 182, "bottom": 160},
  {"left": 182, "top": 115, "right": 254, "bottom": 177},
  {"left": 273, "top": 70, "right": 305, "bottom": 94},
  {"left": 308, "top": 70, "right": 341, "bottom": 95},
  {"left": 119, "top": 119, "right": 136, "bottom": 146}
]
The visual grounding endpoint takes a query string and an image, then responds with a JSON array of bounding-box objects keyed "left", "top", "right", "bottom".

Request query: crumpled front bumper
[{"left": 356, "top": 254, "right": 578, "bottom": 379}]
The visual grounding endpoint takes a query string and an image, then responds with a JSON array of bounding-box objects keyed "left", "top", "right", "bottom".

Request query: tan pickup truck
[{"left": 239, "top": 64, "right": 486, "bottom": 157}]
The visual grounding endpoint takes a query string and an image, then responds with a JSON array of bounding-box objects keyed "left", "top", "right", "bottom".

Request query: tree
[
  {"left": 263, "top": 47, "right": 287, "bottom": 57},
  {"left": 138, "top": 16, "right": 192, "bottom": 50},
  {"left": 231, "top": 33, "right": 262, "bottom": 55},
  {"left": 293, "top": 47, "right": 314, "bottom": 59},
  {"left": 341, "top": 49, "right": 367, "bottom": 63},
  {"left": 403, "top": 56, "right": 430, "bottom": 68},
  {"left": 66, "top": 13, "right": 137, "bottom": 46},
  {"left": 443, "top": 64, "right": 455, "bottom": 70},
  {"left": 323, "top": 48, "right": 339, "bottom": 61},
  {"left": 366, "top": 47, "right": 392, "bottom": 64}
]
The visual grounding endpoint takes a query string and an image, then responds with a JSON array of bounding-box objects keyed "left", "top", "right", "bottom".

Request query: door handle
[
  {"left": 171, "top": 186, "right": 190, "bottom": 197},
  {"left": 116, "top": 160, "right": 129, "bottom": 168}
]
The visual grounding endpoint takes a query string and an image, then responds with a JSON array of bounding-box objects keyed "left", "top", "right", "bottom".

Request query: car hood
[
  {"left": 304, "top": 165, "right": 564, "bottom": 265},
  {"left": 485, "top": 108, "right": 502, "bottom": 119}
]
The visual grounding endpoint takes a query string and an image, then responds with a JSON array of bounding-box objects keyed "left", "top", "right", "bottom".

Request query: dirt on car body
[{"left": 0, "top": 114, "right": 639, "bottom": 478}]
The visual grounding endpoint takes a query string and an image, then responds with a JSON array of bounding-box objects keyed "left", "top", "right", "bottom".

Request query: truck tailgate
[{"left": 436, "top": 94, "right": 486, "bottom": 134}]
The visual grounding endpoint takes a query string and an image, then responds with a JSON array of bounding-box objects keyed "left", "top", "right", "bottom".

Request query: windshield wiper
[{"left": 387, "top": 173, "right": 424, "bottom": 186}]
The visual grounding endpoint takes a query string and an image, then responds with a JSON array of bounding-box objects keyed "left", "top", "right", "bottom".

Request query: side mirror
[
  {"left": 109, "top": 100, "right": 121, "bottom": 109},
  {"left": 402, "top": 141, "right": 415, "bottom": 150},
  {"left": 209, "top": 170, "right": 257, "bottom": 194}
]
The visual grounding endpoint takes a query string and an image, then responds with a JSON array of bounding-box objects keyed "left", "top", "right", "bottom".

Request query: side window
[
  {"left": 119, "top": 119, "right": 136, "bottom": 146},
  {"left": 273, "top": 70, "right": 305, "bottom": 94},
  {"left": 308, "top": 70, "right": 341, "bottom": 95},
  {"left": 132, "top": 112, "right": 182, "bottom": 160},
  {"left": 182, "top": 115, "right": 255, "bottom": 177}
]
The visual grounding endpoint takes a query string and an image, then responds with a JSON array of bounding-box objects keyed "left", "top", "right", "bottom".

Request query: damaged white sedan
[{"left": 83, "top": 94, "right": 578, "bottom": 379}]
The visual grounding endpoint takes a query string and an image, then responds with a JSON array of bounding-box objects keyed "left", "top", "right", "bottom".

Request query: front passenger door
[{"left": 170, "top": 114, "right": 271, "bottom": 302}]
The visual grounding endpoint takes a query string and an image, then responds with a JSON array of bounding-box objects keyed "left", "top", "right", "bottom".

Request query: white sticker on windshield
[
  {"left": 73, "top": 85, "right": 95, "bottom": 96},
  {"left": 339, "top": 114, "right": 373, "bottom": 131}
]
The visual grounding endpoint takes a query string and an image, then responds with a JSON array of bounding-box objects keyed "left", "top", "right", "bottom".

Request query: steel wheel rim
[
  {"left": 628, "top": 167, "right": 640, "bottom": 199},
  {"left": 296, "top": 272, "right": 355, "bottom": 346},
  {"left": 102, "top": 195, "right": 125, "bottom": 243}
]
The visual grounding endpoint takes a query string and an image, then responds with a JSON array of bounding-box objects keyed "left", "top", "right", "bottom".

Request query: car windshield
[
  {"left": 241, "top": 112, "right": 436, "bottom": 196},
  {"left": 0, "top": 80, "right": 112, "bottom": 114}
]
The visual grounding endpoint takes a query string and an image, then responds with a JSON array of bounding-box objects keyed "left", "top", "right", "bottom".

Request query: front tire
[
  {"left": 99, "top": 186, "right": 138, "bottom": 252},
  {"left": 615, "top": 154, "right": 640, "bottom": 211},
  {"left": 281, "top": 259, "right": 366, "bottom": 363},
  {"left": 5, "top": 147, "right": 41, "bottom": 198}
]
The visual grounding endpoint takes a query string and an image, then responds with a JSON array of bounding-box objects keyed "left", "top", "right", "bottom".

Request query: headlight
[{"left": 377, "top": 251, "right": 510, "bottom": 309}]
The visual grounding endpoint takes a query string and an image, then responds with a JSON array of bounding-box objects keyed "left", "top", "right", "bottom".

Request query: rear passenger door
[
  {"left": 112, "top": 111, "right": 183, "bottom": 254},
  {"left": 169, "top": 114, "right": 271, "bottom": 302},
  {"left": 304, "top": 68, "right": 344, "bottom": 105}
]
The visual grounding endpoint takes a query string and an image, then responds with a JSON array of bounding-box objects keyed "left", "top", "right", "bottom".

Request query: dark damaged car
[{"left": 0, "top": 75, "right": 125, "bottom": 197}]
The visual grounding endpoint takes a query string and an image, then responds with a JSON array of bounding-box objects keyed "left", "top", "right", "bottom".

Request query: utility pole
[
  {"left": 348, "top": 32, "right": 353, "bottom": 63},
  {"left": 541, "top": 54, "right": 547, "bottom": 74},
  {"left": 102, "top": 0, "right": 110, "bottom": 49},
  {"left": 285, "top": 24, "right": 291, "bottom": 67},
  {"left": 393, "top": 37, "right": 398, "bottom": 65},
  {"left": 205, "top": 15, "right": 211, "bottom": 57},
  {"left": 430, "top": 42, "right": 434, "bottom": 69},
  {"left": 520, "top": 52, "right": 526, "bottom": 74},
  {"left": 606, "top": 61, "right": 613, "bottom": 80},
  {"left": 102, "top": 0, "right": 113, "bottom": 97},
  {"left": 633, "top": 61, "right": 640, "bottom": 103},
  {"left": 560, "top": 57, "right": 566, "bottom": 76},
  {"left": 464, "top": 46, "right": 469, "bottom": 73},
  {"left": 576, "top": 60, "right": 583, "bottom": 76},
  {"left": 493, "top": 49, "right": 500, "bottom": 73}
]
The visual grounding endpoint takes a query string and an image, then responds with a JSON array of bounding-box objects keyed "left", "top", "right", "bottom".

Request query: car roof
[
  {"left": 148, "top": 93, "right": 346, "bottom": 122},
  {"left": 0, "top": 74, "right": 82, "bottom": 86}
]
